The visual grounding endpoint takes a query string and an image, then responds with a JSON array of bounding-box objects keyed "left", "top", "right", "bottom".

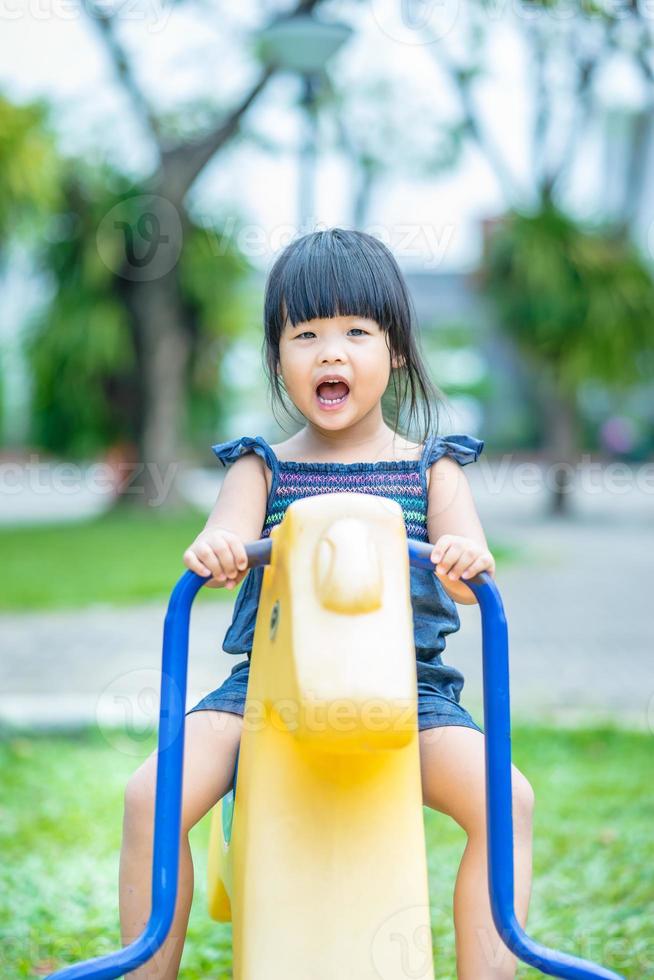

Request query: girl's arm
[
  {"left": 183, "top": 452, "right": 268, "bottom": 589},
  {"left": 426, "top": 455, "right": 495, "bottom": 605},
  {"left": 203, "top": 452, "right": 268, "bottom": 542}
]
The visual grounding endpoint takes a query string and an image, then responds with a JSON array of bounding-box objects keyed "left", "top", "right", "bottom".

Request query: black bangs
[{"left": 264, "top": 228, "right": 412, "bottom": 340}]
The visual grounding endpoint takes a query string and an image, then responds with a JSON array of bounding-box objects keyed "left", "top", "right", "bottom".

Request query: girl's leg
[
  {"left": 419, "top": 725, "right": 534, "bottom": 980},
  {"left": 119, "top": 709, "right": 243, "bottom": 979}
]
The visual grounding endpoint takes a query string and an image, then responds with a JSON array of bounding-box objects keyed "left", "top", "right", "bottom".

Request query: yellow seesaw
[{"left": 207, "top": 492, "right": 433, "bottom": 979}]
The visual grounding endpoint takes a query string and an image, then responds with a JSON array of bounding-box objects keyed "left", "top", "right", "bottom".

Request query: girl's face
[{"left": 277, "top": 314, "right": 401, "bottom": 428}]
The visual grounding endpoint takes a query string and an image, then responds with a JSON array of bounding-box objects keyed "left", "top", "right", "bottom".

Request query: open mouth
[{"left": 315, "top": 379, "right": 350, "bottom": 410}]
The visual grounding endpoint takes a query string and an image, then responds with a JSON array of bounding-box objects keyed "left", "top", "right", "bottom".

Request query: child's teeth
[{"left": 318, "top": 393, "right": 347, "bottom": 404}]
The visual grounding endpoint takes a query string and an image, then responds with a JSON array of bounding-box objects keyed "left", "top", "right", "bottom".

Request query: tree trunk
[
  {"left": 117, "top": 271, "right": 191, "bottom": 510},
  {"left": 537, "top": 369, "right": 580, "bottom": 516}
]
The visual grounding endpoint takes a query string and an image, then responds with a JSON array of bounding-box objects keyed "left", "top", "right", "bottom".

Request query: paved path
[{"left": 2, "top": 461, "right": 652, "bottom": 733}]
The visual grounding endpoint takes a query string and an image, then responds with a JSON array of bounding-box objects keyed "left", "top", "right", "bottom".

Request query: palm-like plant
[{"left": 479, "top": 205, "right": 654, "bottom": 513}]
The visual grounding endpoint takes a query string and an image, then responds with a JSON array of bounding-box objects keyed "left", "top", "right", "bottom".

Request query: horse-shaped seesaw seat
[
  {"left": 207, "top": 492, "right": 434, "bottom": 979},
  {"left": 48, "top": 493, "right": 627, "bottom": 980}
]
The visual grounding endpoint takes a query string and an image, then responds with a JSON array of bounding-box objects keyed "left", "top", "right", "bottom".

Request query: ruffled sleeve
[
  {"left": 211, "top": 435, "right": 278, "bottom": 476},
  {"left": 420, "top": 433, "right": 483, "bottom": 493},
  {"left": 424, "top": 433, "right": 484, "bottom": 468}
]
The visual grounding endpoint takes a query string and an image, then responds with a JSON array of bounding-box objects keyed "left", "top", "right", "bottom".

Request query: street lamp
[{"left": 253, "top": 13, "right": 353, "bottom": 231}]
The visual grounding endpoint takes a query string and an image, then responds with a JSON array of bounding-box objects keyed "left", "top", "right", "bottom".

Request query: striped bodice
[{"left": 262, "top": 461, "right": 429, "bottom": 542}]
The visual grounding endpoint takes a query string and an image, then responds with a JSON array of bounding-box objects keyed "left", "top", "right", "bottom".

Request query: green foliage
[
  {"left": 0, "top": 94, "right": 64, "bottom": 448},
  {"left": 22, "top": 156, "right": 254, "bottom": 459},
  {"left": 180, "top": 223, "right": 250, "bottom": 340},
  {"left": 0, "top": 724, "right": 650, "bottom": 977},
  {"left": 422, "top": 322, "right": 494, "bottom": 402},
  {"left": 0, "top": 94, "right": 62, "bottom": 244},
  {"left": 480, "top": 204, "right": 654, "bottom": 394},
  {"left": 23, "top": 164, "right": 143, "bottom": 456}
]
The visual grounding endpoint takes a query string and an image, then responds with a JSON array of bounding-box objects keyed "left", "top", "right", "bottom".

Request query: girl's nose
[{"left": 318, "top": 344, "right": 347, "bottom": 362}]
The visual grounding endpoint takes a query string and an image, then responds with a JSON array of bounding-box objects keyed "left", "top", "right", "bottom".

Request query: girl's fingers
[
  {"left": 434, "top": 543, "right": 462, "bottom": 576},
  {"left": 216, "top": 544, "right": 245, "bottom": 588},
  {"left": 461, "top": 555, "right": 495, "bottom": 580},
  {"left": 183, "top": 549, "right": 211, "bottom": 577},
  {"left": 184, "top": 529, "right": 249, "bottom": 586},
  {"left": 233, "top": 543, "right": 249, "bottom": 572},
  {"left": 204, "top": 539, "right": 241, "bottom": 580},
  {"left": 223, "top": 548, "right": 250, "bottom": 588},
  {"left": 227, "top": 542, "right": 248, "bottom": 577},
  {"left": 447, "top": 549, "right": 477, "bottom": 580},
  {"left": 213, "top": 539, "right": 242, "bottom": 579},
  {"left": 431, "top": 535, "right": 453, "bottom": 565},
  {"left": 225, "top": 567, "right": 248, "bottom": 591},
  {"left": 195, "top": 542, "right": 224, "bottom": 578}
]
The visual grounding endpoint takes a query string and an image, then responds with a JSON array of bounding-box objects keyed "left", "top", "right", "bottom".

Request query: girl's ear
[{"left": 391, "top": 353, "right": 406, "bottom": 370}]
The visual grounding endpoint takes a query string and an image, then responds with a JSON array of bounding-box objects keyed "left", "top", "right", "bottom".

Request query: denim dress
[{"left": 186, "top": 433, "right": 485, "bottom": 735}]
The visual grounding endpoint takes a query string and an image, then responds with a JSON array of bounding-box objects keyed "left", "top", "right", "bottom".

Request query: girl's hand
[
  {"left": 183, "top": 525, "right": 250, "bottom": 590},
  {"left": 430, "top": 534, "right": 495, "bottom": 583}
]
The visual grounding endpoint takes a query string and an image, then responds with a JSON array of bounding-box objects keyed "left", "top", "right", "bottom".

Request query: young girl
[{"left": 119, "top": 228, "right": 534, "bottom": 979}]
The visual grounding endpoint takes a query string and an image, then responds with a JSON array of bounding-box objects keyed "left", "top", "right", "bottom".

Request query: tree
[
  {"left": 24, "top": 0, "right": 328, "bottom": 509},
  {"left": 479, "top": 204, "right": 654, "bottom": 513},
  {"left": 415, "top": 0, "right": 654, "bottom": 509},
  {"left": 24, "top": 160, "right": 250, "bottom": 468}
]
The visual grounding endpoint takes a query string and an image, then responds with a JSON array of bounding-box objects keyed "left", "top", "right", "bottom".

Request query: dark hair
[{"left": 262, "top": 227, "right": 444, "bottom": 443}]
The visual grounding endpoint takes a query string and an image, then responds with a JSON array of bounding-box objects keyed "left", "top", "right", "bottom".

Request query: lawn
[
  {"left": 0, "top": 508, "right": 517, "bottom": 612},
  {"left": 0, "top": 507, "right": 229, "bottom": 612},
  {"left": 0, "top": 724, "right": 650, "bottom": 978}
]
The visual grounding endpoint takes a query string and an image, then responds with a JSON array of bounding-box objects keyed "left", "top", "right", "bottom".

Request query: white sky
[{"left": 0, "top": 0, "right": 651, "bottom": 273}]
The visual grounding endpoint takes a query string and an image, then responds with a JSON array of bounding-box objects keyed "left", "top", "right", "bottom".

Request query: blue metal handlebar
[
  {"left": 48, "top": 538, "right": 625, "bottom": 979},
  {"left": 411, "top": 543, "right": 625, "bottom": 980}
]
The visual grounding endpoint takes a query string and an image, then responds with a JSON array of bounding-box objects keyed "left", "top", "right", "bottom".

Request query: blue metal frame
[
  {"left": 48, "top": 538, "right": 625, "bottom": 979},
  {"left": 408, "top": 543, "right": 625, "bottom": 980}
]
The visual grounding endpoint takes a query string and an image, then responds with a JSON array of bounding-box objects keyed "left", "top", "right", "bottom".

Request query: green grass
[
  {"left": 0, "top": 508, "right": 518, "bottom": 612},
  {"left": 0, "top": 724, "right": 650, "bottom": 978},
  {"left": 0, "top": 507, "right": 234, "bottom": 611}
]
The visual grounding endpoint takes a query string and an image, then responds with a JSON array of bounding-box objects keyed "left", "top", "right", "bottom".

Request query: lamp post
[{"left": 253, "top": 13, "right": 353, "bottom": 232}]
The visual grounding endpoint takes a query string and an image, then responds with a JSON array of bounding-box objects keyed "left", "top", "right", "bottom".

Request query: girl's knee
[
  {"left": 123, "top": 757, "right": 157, "bottom": 833},
  {"left": 511, "top": 766, "right": 535, "bottom": 832}
]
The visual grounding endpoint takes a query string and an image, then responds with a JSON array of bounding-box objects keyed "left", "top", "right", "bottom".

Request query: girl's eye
[{"left": 294, "top": 328, "right": 367, "bottom": 339}]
